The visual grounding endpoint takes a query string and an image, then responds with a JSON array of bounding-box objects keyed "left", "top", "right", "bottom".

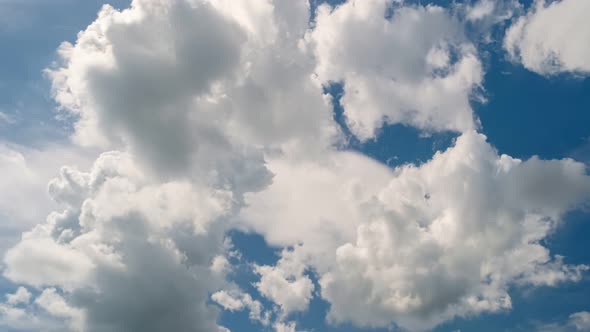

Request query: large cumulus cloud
[
  {"left": 4, "top": 0, "right": 338, "bottom": 330},
  {"left": 48, "top": 0, "right": 338, "bottom": 177},
  {"left": 242, "top": 131, "right": 590, "bottom": 331},
  {"left": 4, "top": 151, "right": 233, "bottom": 331},
  {"left": 320, "top": 132, "right": 590, "bottom": 330}
]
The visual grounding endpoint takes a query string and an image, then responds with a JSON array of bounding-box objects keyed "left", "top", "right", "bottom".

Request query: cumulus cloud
[
  {"left": 240, "top": 150, "right": 393, "bottom": 262},
  {"left": 0, "top": 296, "right": 42, "bottom": 331},
  {"left": 243, "top": 131, "right": 590, "bottom": 331},
  {"left": 5, "top": 287, "right": 31, "bottom": 306},
  {"left": 309, "top": 0, "right": 484, "bottom": 139},
  {"left": 5, "top": 2, "right": 341, "bottom": 329},
  {"left": 274, "top": 321, "right": 303, "bottom": 332},
  {"left": 0, "top": 143, "right": 95, "bottom": 256},
  {"left": 0, "top": 286, "right": 69, "bottom": 331},
  {"left": 321, "top": 134, "right": 590, "bottom": 330},
  {"left": 47, "top": 0, "right": 338, "bottom": 177},
  {"left": 465, "top": 0, "right": 498, "bottom": 22},
  {"left": 4, "top": 151, "right": 235, "bottom": 331},
  {"left": 0, "top": 144, "right": 92, "bottom": 224},
  {"left": 457, "top": 0, "right": 521, "bottom": 44},
  {"left": 571, "top": 312, "right": 590, "bottom": 331},
  {"left": 255, "top": 246, "right": 314, "bottom": 315},
  {"left": 462, "top": 0, "right": 520, "bottom": 24},
  {"left": 504, "top": 0, "right": 590, "bottom": 75},
  {"left": 35, "top": 288, "right": 85, "bottom": 331},
  {"left": 212, "top": 289, "right": 270, "bottom": 326}
]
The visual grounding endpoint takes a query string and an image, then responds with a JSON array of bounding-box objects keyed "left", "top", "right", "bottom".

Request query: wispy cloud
[{"left": 0, "top": 111, "right": 16, "bottom": 125}]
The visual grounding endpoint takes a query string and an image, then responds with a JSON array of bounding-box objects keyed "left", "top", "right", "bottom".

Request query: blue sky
[
  {"left": 0, "top": 0, "right": 131, "bottom": 145},
  {"left": 0, "top": 0, "right": 589, "bottom": 332}
]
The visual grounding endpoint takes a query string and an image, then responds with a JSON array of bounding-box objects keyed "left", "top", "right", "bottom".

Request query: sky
[{"left": 0, "top": 0, "right": 589, "bottom": 332}]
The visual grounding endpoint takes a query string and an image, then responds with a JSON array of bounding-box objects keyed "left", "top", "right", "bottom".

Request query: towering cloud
[
  {"left": 5, "top": 1, "right": 339, "bottom": 330},
  {"left": 48, "top": 0, "right": 338, "bottom": 178}
]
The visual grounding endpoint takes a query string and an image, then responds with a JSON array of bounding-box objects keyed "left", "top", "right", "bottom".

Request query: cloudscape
[{"left": 0, "top": 0, "right": 589, "bottom": 331}]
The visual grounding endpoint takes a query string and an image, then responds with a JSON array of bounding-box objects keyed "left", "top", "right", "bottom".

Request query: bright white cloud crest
[
  {"left": 1, "top": 0, "right": 589, "bottom": 332},
  {"left": 310, "top": 0, "right": 484, "bottom": 139},
  {"left": 504, "top": 0, "right": 590, "bottom": 76}
]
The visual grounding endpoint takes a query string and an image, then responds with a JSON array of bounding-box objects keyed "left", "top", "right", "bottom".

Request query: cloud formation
[
  {"left": 4, "top": 151, "right": 234, "bottom": 331},
  {"left": 319, "top": 132, "right": 590, "bottom": 330},
  {"left": 309, "top": 0, "right": 484, "bottom": 139},
  {"left": 243, "top": 131, "right": 590, "bottom": 331},
  {"left": 48, "top": 0, "right": 338, "bottom": 177},
  {"left": 504, "top": 0, "right": 590, "bottom": 75},
  {"left": 2, "top": 0, "right": 590, "bottom": 332}
]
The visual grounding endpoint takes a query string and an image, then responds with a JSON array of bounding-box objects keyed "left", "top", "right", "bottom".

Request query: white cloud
[
  {"left": 274, "top": 321, "right": 303, "bottom": 332},
  {"left": 47, "top": 0, "right": 339, "bottom": 178},
  {"left": 0, "top": 286, "right": 65, "bottom": 331},
  {"left": 459, "top": 0, "right": 521, "bottom": 44},
  {"left": 4, "top": 235, "right": 95, "bottom": 288},
  {"left": 463, "top": 0, "right": 520, "bottom": 23},
  {"left": 242, "top": 131, "right": 590, "bottom": 331},
  {"left": 0, "top": 143, "right": 95, "bottom": 258},
  {"left": 255, "top": 246, "right": 314, "bottom": 315},
  {"left": 5, "top": 287, "right": 31, "bottom": 306},
  {"left": 504, "top": 0, "right": 590, "bottom": 75},
  {"left": 3, "top": 151, "right": 234, "bottom": 331},
  {"left": 35, "top": 288, "right": 84, "bottom": 331},
  {"left": 4, "top": 0, "right": 336, "bottom": 330},
  {"left": 240, "top": 150, "right": 393, "bottom": 266},
  {"left": 571, "top": 312, "right": 590, "bottom": 331},
  {"left": 212, "top": 289, "right": 270, "bottom": 326},
  {"left": 320, "top": 133, "right": 590, "bottom": 330},
  {"left": 308, "top": 0, "right": 484, "bottom": 139},
  {"left": 210, "top": 255, "right": 231, "bottom": 275},
  {"left": 465, "top": 0, "right": 497, "bottom": 21},
  {"left": 212, "top": 290, "right": 245, "bottom": 312},
  {"left": 0, "top": 303, "right": 42, "bottom": 331},
  {"left": 0, "top": 143, "right": 93, "bottom": 225}
]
